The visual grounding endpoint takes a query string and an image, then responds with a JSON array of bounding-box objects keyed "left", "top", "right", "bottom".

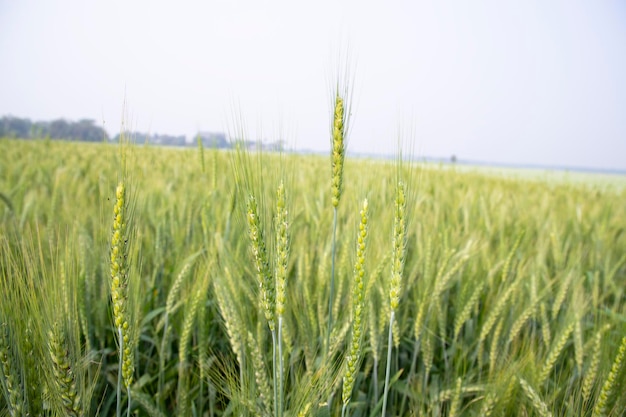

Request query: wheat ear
[
  {"left": 110, "top": 182, "right": 133, "bottom": 416},
  {"left": 593, "top": 336, "right": 626, "bottom": 417},
  {"left": 246, "top": 194, "right": 275, "bottom": 331},
  {"left": 330, "top": 93, "right": 346, "bottom": 209},
  {"left": 519, "top": 377, "right": 552, "bottom": 417},
  {"left": 247, "top": 330, "right": 273, "bottom": 415},
  {"left": 158, "top": 257, "right": 195, "bottom": 405},
  {"left": 537, "top": 322, "right": 574, "bottom": 386},
  {"left": 582, "top": 326, "right": 608, "bottom": 403},
  {"left": 381, "top": 181, "right": 407, "bottom": 417},
  {"left": 48, "top": 322, "right": 82, "bottom": 417},
  {"left": 454, "top": 280, "right": 485, "bottom": 340},
  {"left": 274, "top": 181, "right": 289, "bottom": 417},
  {"left": 176, "top": 273, "right": 209, "bottom": 416},
  {"left": 479, "top": 392, "right": 496, "bottom": 416},
  {"left": 327, "top": 92, "right": 346, "bottom": 358},
  {"left": 0, "top": 323, "right": 24, "bottom": 417},
  {"left": 449, "top": 377, "right": 463, "bottom": 417},
  {"left": 246, "top": 193, "right": 281, "bottom": 417},
  {"left": 341, "top": 199, "right": 369, "bottom": 417}
]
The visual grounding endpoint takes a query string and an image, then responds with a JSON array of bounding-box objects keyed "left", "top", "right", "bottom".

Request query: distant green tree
[
  {"left": 0, "top": 116, "right": 31, "bottom": 138},
  {"left": 0, "top": 116, "right": 109, "bottom": 142}
]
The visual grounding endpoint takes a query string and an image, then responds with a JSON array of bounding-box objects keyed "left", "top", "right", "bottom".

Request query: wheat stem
[
  {"left": 381, "top": 311, "right": 395, "bottom": 417},
  {"left": 381, "top": 181, "right": 407, "bottom": 417},
  {"left": 326, "top": 207, "right": 338, "bottom": 359},
  {"left": 277, "top": 317, "right": 284, "bottom": 417},
  {"left": 116, "top": 327, "right": 123, "bottom": 417},
  {"left": 271, "top": 329, "right": 278, "bottom": 417}
]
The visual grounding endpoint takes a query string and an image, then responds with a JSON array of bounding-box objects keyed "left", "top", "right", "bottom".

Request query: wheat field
[{"left": 1, "top": 135, "right": 625, "bottom": 416}]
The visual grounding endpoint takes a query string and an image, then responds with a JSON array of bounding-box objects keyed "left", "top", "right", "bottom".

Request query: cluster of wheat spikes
[{"left": 1, "top": 75, "right": 626, "bottom": 416}]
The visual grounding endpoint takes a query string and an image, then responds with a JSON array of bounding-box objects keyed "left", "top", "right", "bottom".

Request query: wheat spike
[
  {"left": 593, "top": 336, "right": 626, "bottom": 417},
  {"left": 109, "top": 181, "right": 134, "bottom": 389},
  {"left": 246, "top": 194, "right": 275, "bottom": 331},
  {"left": 48, "top": 322, "right": 82, "bottom": 417},
  {"left": 519, "top": 377, "right": 552, "bottom": 417},
  {"left": 538, "top": 322, "right": 575, "bottom": 386},
  {"left": 342, "top": 199, "right": 369, "bottom": 408},
  {"left": 330, "top": 93, "right": 346, "bottom": 208}
]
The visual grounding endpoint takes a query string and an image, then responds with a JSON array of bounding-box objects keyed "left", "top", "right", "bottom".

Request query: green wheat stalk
[
  {"left": 327, "top": 91, "right": 346, "bottom": 359},
  {"left": 109, "top": 182, "right": 134, "bottom": 417},
  {"left": 341, "top": 198, "right": 369, "bottom": 417},
  {"left": 381, "top": 180, "right": 407, "bottom": 417},
  {"left": 275, "top": 181, "right": 290, "bottom": 417},
  {"left": 246, "top": 193, "right": 279, "bottom": 417}
]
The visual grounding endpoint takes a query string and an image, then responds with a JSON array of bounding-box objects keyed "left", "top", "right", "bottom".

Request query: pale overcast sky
[{"left": 1, "top": 0, "right": 625, "bottom": 170}]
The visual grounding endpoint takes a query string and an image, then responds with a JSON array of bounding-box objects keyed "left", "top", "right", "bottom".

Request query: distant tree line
[
  {"left": 110, "top": 131, "right": 231, "bottom": 148},
  {"left": 1, "top": 116, "right": 109, "bottom": 142},
  {"left": 1, "top": 116, "right": 285, "bottom": 151},
  {"left": 112, "top": 132, "right": 187, "bottom": 147},
  {"left": 196, "top": 132, "right": 229, "bottom": 148}
]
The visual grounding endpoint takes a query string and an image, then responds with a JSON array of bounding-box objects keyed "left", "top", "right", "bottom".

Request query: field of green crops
[{"left": 1, "top": 137, "right": 625, "bottom": 416}]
